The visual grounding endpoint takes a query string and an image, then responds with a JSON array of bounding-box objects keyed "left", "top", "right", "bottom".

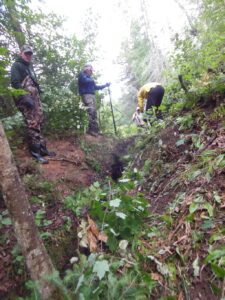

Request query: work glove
[
  {"left": 105, "top": 82, "right": 111, "bottom": 87},
  {"left": 19, "top": 94, "right": 34, "bottom": 109}
]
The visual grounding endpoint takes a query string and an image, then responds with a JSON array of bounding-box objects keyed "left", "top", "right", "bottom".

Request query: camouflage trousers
[
  {"left": 81, "top": 94, "right": 99, "bottom": 133},
  {"left": 16, "top": 76, "right": 44, "bottom": 145}
]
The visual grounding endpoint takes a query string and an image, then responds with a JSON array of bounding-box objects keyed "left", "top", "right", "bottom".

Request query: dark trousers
[{"left": 146, "top": 85, "right": 165, "bottom": 111}]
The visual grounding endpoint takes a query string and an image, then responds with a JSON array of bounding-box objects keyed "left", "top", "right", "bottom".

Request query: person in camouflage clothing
[
  {"left": 78, "top": 64, "right": 110, "bottom": 137},
  {"left": 11, "top": 45, "right": 56, "bottom": 163}
]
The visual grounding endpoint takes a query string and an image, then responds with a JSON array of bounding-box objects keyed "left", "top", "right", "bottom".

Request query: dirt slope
[
  {"left": 0, "top": 133, "right": 136, "bottom": 298},
  {"left": 126, "top": 105, "right": 225, "bottom": 299},
  {"left": 1, "top": 101, "right": 225, "bottom": 299}
]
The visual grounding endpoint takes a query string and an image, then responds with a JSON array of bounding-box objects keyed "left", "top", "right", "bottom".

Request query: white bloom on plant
[
  {"left": 70, "top": 256, "right": 79, "bottom": 264},
  {"left": 119, "top": 240, "right": 128, "bottom": 250}
]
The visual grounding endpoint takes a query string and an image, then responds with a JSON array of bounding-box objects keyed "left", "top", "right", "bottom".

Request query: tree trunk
[{"left": 0, "top": 121, "right": 56, "bottom": 300}]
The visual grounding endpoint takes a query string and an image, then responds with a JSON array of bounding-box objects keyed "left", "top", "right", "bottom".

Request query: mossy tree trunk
[{"left": 0, "top": 121, "right": 56, "bottom": 300}]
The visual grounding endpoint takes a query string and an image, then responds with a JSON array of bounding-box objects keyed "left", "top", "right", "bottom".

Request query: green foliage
[
  {"left": 35, "top": 209, "right": 52, "bottom": 227},
  {"left": 23, "top": 174, "right": 59, "bottom": 206},
  {"left": 0, "top": 47, "right": 18, "bottom": 118},
  {"left": 0, "top": 209, "right": 12, "bottom": 229},
  {"left": 2, "top": 112, "right": 24, "bottom": 132},
  {"left": 12, "top": 243, "right": 26, "bottom": 276},
  {"left": 165, "top": 0, "right": 225, "bottom": 108},
  {"left": 33, "top": 253, "right": 156, "bottom": 300},
  {"left": 63, "top": 176, "right": 150, "bottom": 249},
  {"left": 0, "top": 47, "right": 10, "bottom": 97},
  {"left": 41, "top": 86, "right": 88, "bottom": 133},
  {"left": 0, "top": 0, "right": 102, "bottom": 134},
  {"left": 176, "top": 113, "right": 194, "bottom": 131},
  {"left": 183, "top": 149, "right": 225, "bottom": 184},
  {"left": 211, "top": 103, "right": 225, "bottom": 120},
  {"left": 85, "top": 158, "right": 102, "bottom": 173},
  {"left": 98, "top": 101, "right": 124, "bottom": 136}
]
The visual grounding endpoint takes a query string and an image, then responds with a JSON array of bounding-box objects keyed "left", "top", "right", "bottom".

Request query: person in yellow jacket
[{"left": 137, "top": 82, "right": 164, "bottom": 119}]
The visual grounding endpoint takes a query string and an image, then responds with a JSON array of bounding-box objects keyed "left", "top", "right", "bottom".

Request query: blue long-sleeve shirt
[{"left": 78, "top": 71, "right": 107, "bottom": 95}]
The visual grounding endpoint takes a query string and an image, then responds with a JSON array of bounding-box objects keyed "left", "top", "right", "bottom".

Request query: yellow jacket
[{"left": 137, "top": 82, "right": 162, "bottom": 112}]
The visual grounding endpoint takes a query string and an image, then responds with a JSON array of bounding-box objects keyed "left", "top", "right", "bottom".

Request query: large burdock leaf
[
  {"left": 109, "top": 198, "right": 121, "bottom": 207},
  {"left": 93, "top": 260, "right": 110, "bottom": 280},
  {"left": 115, "top": 212, "right": 126, "bottom": 219}
]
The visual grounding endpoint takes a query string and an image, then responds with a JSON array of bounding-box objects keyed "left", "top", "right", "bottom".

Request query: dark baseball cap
[{"left": 20, "top": 45, "right": 33, "bottom": 54}]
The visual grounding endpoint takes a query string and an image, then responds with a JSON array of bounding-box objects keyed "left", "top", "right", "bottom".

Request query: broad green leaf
[
  {"left": 74, "top": 274, "right": 84, "bottom": 293},
  {"left": 189, "top": 170, "right": 202, "bottom": 180},
  {"left": 147, "top": 232, "right": 157, "bottom": 238},
  {"left": 147, "top": 255, "right": 171, "bottom": 276},
  {"left": 186, "top": 213, "right": 195, "bottom": 221},
  {"left": 213, "top": 192, "right": 221, "bottom": 203},
  {"left": 176, "top": 139, "right": 185, "bottom": 146},
  {"left": 215, "top": 154, "right": 225, "bottom": 167},
  {"left": 107, "top": 234, "right": 118, "bottom": 252},
  {"left": 110, "top": 228, "right": 119, "bottom": 236},
  {"left": 118, "top": 240, "right": 128, "bottom": 250},
  {"left": 2, "top": 218, "right": 12, "bottom": 226},
  {"left": 109, "top": 199, "right": 121, "bottom": 207},
  {"left": 200, "top": 219, "right": 212, "bottom": 230},
  {"left": 40, "top": 232, "right": 52, "bottom": 239},
  {"left": 210, "top": 282, "right": 222, "bottom": 296},
  {"left": 158, "top": 139, "right": 163, "bottom": 146},
  {"left": 175, "top": 247, "right": 185, "bottom": 264},
  {"left": 205, "top": 172, "right": 211, "bottom": 182},
  {"left": 5, "top": 130, "right": 14, "bottom": 137},
  {"left": 189, "top": 202, "right": 199, "bottom": 214},
  {"left": 2, "top": 210, "right": 9, "bottom": 216},
  {"left": 161, "top": 215, "right": 173, "bottom": 226},
  {"left": 211, "top": 263, "right": 225, "bottom": 278},
  {"left": 88, "top": 253, "right": 97, "bottom": 267},
  {"left": 209, "top": 234, "right": 223, "bottom": 243},
  {"left": 205, "top": 247, "right": 225, "bottom": 263},
  {"left": 193, "top": 256, "right": 200, "bottom": 277},
  {"left": 93, "top": 260, "right": 109, "bottom": 280},
  {"left": 119, "top": 178, "right": 130, "bottom": 183},
  {"left": 93, "top": 182, "right": 100, "bottom": 188},
  {"left": 201, "top": 150, "right": 217, "bottom": 156},
  {"left": 115, "top": 212, "right": 126, "bottom": 219},
  {"left": 204, "top": 203, "right": 214, "bottom": 217}
]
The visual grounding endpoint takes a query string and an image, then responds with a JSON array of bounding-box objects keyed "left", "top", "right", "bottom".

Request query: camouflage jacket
[{"left": 11, "top": 56, "right": 39, "bottom": 90}]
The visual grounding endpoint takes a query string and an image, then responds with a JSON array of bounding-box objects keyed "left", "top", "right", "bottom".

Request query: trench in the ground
[
  {"left": 110, "top": 153, "right": 125, "bottom": 181},
  {"left": 109, "top": 136, "right": 137, "bottom": 181}
]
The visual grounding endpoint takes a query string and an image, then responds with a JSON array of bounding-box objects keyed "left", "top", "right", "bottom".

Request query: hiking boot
[
  {"left": 29, "top": 144, "right": 49, "bottom": 164},
  {"left": 40, "top": 139, "right": 56, "bottom": 156}
]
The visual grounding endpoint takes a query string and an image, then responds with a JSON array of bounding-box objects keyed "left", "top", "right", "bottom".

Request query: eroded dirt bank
[{"left": 0, "top": 133, "right": 136, "bottom": 298}]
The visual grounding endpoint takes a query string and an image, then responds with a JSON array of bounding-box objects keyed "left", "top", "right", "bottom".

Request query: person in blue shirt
[{"left": 78, "top": 64, "right": 110, "bottom": 136}]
